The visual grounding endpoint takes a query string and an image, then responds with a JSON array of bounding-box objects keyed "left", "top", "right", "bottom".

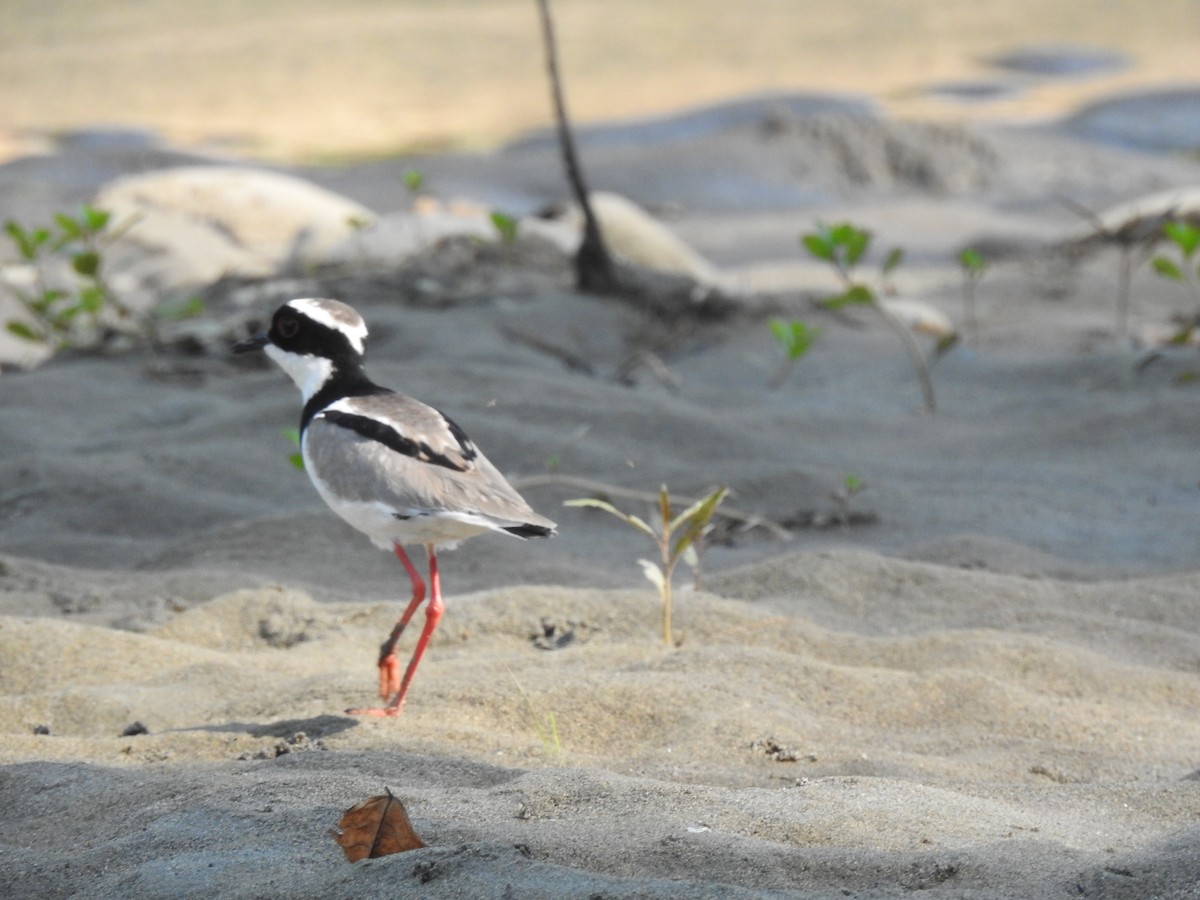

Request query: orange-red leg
[
  {"left": 347, "top": 543, "right": 442, "bottom": 718},
  {"left": 375, "top": 544, "right": 426, "bottom": 698}
]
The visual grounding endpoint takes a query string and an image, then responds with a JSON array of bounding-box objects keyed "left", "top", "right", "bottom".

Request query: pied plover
[{"left": 234, "top": 298, "right": 556, "bottom": 716}]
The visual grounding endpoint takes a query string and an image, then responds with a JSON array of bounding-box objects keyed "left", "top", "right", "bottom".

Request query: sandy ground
[{"left": 3, "top": 4, "right": 1200, "bottom": 898}]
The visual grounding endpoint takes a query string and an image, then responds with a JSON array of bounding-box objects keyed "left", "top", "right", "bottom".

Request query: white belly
[{"left": 307, "top": 475, "right": 490, "bottom": 550}]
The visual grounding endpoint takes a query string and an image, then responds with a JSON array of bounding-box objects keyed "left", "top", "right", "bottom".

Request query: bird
[{"left": 234, "top": 298, "right": 556, "bottom": 716}]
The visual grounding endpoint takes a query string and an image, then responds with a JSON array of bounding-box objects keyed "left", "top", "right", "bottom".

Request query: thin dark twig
[
  {"left": 500, "top": 325, "right": 596, "bottom": 375},
  {"left": 535, "top": 0, "right": 618, "bottom": 293}
]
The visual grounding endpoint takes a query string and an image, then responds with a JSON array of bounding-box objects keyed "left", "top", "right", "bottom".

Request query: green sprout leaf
[
  {"left": 53, "top": 300, "right": 83, "bottom": 323},
  {"left": 935, "top": 332, "right": 960, "bottom": 356},
  {"left": 53, "top": 212, "right": 83, "bottom": 240},
  {"left": 801, "top": 232, "right": 835, "bottom": 261},
  {"left": 1163, "top": 220, "right": 1200, "bottom": 258},
  {"left": 71, "top": 251, "right": 100, "bottom": 277},
  {"left": 563, "top": 497, "right": 657, "bottom": 538},
  {"left": 820, "top": 283, "right": 875, "bottom": 310},
  {"left": 282, "top": 428, "right": 305, "bottom": 470},
  {"left": 6, "top": 321, "right": 41, "bottom": 341},
  {"left": 837, "top": 225, "right": 871, "bottom": 267},
  {"left": 3, "top": 206, "right": 135, "bottom": 354},
  {"left": 4, "top": 221, "right": 51, "bottom": 261},
  {"left": 402, "top": 169, "right": 425, "bottom": 193},
  {"left": 803, "top": 222, "right": 873, "bottom": 270},
  {"left": 882, "top": 246, "right": 904, "bottom": 277},
  {"left": 769, "top": 319, "right": 820, "bottom": 360},
  {"left": 1152, "top": 256, "right": 1184, "bottom": 281},
  {"left": 1169, "top": 324, "right": 1196, "bottom": 346},
  {"left": 566, "top": 485, "right": 729, "bottom": 647},
  {"left": 959, "top": 247, "right": 986, "bottom": 274},
  {"left": 669, "top": 486, "right": 729, "bottom": 563},
  {"left": 77, "top": 284, "right": 106, "bottom": 314},
  {"left": 81, "top": 205, "right": 111, "bottom": 234},
  {"left": 28, "top": 289, "right": 65, "bottom": 315},
  {"left": 490, "top": 211, "right": 519, "bottom": 244},
  {"left": 657, "top": 485, "right": 671, "bottom": 530},
  {"left": 798, "top": 216, "right": 936, "bottom": 410}
]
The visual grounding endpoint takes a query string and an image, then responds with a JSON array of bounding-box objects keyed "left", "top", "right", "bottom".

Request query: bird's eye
[{"left": 277, "top": 316, "right": 299, "bottom": 339}]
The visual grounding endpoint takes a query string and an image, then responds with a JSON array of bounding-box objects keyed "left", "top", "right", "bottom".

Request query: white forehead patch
[{"left": 288, "top": 297, "right": 368, "bottom": 355}]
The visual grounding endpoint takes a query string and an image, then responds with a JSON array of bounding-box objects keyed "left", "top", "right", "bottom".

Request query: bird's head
[{"left": 234, "top": 298, "right": 369, "bottom": 401}]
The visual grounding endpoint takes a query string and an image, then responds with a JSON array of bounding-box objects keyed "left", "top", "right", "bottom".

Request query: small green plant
[
  {"left": 768, "top": 318, "right": 821, "bottom": 388},
  {"left": 831, "top": 475, "right": 866, "bottom": 525},
  {"left": 958, "top": 247, "right": 988, "bottom": 344},
  {"left": 490, "top": 210, "right": 519, "bottom": 244},
  {"left": 1150, "top": 220, "right": 1200, "bottom": 343},
  {"left": 3, "top": 205, "right": 134, "bottom": 347},
  {"left": 402, "top": 169, "right": 425, "bottom": 194},
  {"left": 282, "top": 428, "right": 304, "bottom": 470},
  {"left": 565, "top": 485, "right": 728, "bottom": 646},
  {"left": 801, "top": 221, "right": 937, "bottom": 412},
  {"left": 802, "top": 223, "right": 903, "bottom": 306}
]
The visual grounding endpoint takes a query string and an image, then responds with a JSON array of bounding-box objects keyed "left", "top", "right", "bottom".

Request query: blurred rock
[{"left": 93, "top": 166, "right": 376, "bottom": 306}]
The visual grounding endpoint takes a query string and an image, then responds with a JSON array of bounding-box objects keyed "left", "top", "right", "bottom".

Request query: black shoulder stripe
[
  {"left": 437, "top": 408, "right": 479, "bottom": 465},
  {"left": 320, "top": 409, "right": 471, "bottom": 473},
  {"left": 300, "top": 377, "right": 391, "bottom": 433}
]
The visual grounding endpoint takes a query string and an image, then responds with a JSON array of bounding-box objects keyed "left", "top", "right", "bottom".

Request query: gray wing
[{"left": 304, "top": 393, "right": 556, "bottom": 531}]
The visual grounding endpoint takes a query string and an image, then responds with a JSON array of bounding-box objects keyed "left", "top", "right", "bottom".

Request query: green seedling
[
  {"left": 565, "top": 485, "right": 728, "bottom": 646},
  {"left": 1150, "top": 220, "right": 1200, "bottom": 343},
  {"left": 770, "top": 319, "right": 821, "bottom": 358},
  {"left": 4, "top": 220, "right": 51, "bottom": 262},
  {"left": 402, "top": 169, "right": 425, "bottom": 194},
  {"left": 282, "top": 428, "right": 304, "bottom": 470},
  {"left": 958, "top": 248, "right": 988, "bottom": 344},
  {"left": 880, "top": 247, "right": 905, "bottom": 295},
  {"left": 490, "top": 210, "right": 519, "bottom": 244},
  {"left": 3, "top": 205, "right": 134, "bottom": 348},
  {"left": 801, "top": 221, "right": 937, "bottom": 412},
  {"left": 831, "top": 475, "right": 866, "bottom": 525},
  {"left": 1152, "top": 220, "right": 1200, "bottom": 287},
  {"left": 768, "top": 318, "right": 820, "bottom": 388}
]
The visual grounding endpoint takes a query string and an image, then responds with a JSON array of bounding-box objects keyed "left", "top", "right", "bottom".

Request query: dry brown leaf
[{"left": 332, "top": 787, "right": 425, "bottom": 861}]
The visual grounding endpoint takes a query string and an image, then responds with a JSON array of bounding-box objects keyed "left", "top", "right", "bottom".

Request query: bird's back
[{"left": 302, "top": 391, "right": 555, "bottom": 547}]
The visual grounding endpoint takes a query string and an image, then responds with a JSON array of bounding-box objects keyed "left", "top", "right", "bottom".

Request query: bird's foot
[
  {"left": 378, "top": 652, "right": 401, "bottom": 698},
  {"left": 345, "top": 704, "right": 404, "bottom": 718}
]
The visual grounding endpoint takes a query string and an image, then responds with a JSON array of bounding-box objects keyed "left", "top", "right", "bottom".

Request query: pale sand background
[
  {"left": 3, "top": 0, "right": 1200, "bottom": 160},
  {"left": 3, "top": 2, "right": 1200, "bottom": 898}
]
